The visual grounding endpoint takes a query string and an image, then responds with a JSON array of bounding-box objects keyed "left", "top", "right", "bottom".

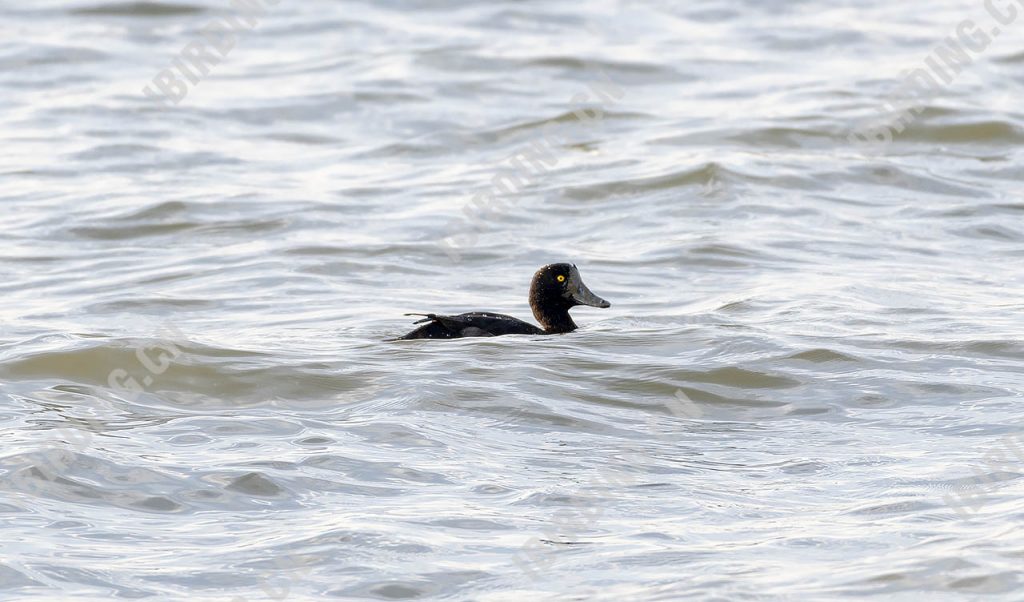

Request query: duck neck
[
  {"left": 531, "top": 290, "right": 577, "bottom": 334},
  {"left": 539, "top": 310, "right": 578, "bottom": 334}
]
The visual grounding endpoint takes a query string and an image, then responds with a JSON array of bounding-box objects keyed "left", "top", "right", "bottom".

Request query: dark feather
[{"left": 396, "top": 312, "right": 544, "bottom": 340}]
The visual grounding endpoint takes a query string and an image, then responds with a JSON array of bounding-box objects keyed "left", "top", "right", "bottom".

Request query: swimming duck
[{"left": 396, "top": 263, "right": 610, "bottom": 340}]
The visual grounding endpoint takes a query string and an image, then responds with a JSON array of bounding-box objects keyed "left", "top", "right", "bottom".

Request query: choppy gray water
[{"left": 2, "top": 0, "right": 1023, "bottom": 600}]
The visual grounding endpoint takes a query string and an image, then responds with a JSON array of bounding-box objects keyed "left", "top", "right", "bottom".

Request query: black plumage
[{"left": 394, "top": 263, "right": 610, "bottom": 340}]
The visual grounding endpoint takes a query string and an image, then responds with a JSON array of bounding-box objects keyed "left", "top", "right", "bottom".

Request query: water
[{"left": 2, "top": 0, "right": 1023, "bottom": 599}]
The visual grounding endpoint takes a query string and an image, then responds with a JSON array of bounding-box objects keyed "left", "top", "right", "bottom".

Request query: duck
[{"left": 395, "top": 263, "right": 610, "bottom": 340}]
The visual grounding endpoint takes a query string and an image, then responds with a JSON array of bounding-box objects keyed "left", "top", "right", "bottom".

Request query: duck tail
[{"left": 388, "top": 313, "right": 450, "bottom": 341}]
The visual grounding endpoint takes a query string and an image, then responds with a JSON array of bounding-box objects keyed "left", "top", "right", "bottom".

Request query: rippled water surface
[{"left": 2, "top": 0, "right": 1024, "bottom": 600}]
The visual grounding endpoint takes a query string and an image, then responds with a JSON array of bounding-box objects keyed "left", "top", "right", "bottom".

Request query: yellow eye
[{"left": 557, "top": 275, "right": 566, "bottom": 282}]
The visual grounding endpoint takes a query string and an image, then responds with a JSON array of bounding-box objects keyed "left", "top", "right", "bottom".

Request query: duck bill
[
  {"left": 570, "top": 278, "right": 611, "bottom": 308},
  {"left": 565, "top": 268, "right": 610, "bottom": 311}
]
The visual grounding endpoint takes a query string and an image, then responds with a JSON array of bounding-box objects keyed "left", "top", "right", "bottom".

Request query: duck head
[{"left": 529, "top": 263, "right": 611, "bottom": 334}]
